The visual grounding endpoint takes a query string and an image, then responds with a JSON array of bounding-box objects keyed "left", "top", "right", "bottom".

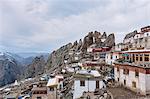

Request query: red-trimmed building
[
  {"left": 114, "top": 49, "right": 150, "bottom": 95},
  {"left": 113, "top": 26, "right": 150, "bottom": 95},
  {"left": 92, "top": 47, "right": 111, "bottom": 61}
]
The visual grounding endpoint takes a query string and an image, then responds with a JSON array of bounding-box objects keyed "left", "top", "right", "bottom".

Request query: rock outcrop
[
  {"left": 81, "top": 32, "right": 94, "bottom": 52},
  {"left": 104, "top": 33, "right": 115, "bottom": 47},
  {"left": 46, "top": 31, "right": 115, "bottom": 71},
  {"left": 101, "top": 32, "right": 107, "bottom": 39}
]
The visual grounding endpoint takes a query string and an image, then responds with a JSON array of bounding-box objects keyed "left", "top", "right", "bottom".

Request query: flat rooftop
[
  {"left": 31, "top": 87, "right": 47, "bottom": 91},
  {"left": 114, "top": 61, "right": 150, "bottom": 69}
]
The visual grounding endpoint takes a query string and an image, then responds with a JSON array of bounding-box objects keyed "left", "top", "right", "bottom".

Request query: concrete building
[
  {"left": 114, "top": 50, "right": 150, "bottom": 95},
  {"left": 47, "top": 78, "right": 58, "bottom": 99},
  {"left": 73, "top": 70, "right": 105, "bottom": 99},
  {"left": 105, "top": 51, "right": 122, "bottom": 65},
  {"left": 92, "top": 47, "right": 111, "bottom": 62},
  {"left": 122, "top": 26, "right": 150, "bottom": 51},
  {"left": 132, "top": 26, "right": 150, "bottom": 49},
  {"left": 105, "top": 43, "right": 123, "bottom": 65},
  {"left": 113, "top": 26, "right": 150, "bottom": 95},
  {"left": 31, "top": 87, "right": 47, "bottom": 99}
]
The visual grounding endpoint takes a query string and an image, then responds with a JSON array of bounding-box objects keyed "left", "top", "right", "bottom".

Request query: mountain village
[{"left": 0, "top": 26, "right": 150, "bottom": 99}]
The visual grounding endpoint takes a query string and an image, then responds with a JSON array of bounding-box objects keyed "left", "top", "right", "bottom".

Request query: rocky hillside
[
  {"left": 22, "top": 55, "right": 46, "bottom": 78},
  {"left": 0, "top": 31, "right": 115, "bottom": 87},
  {"left": 0, "top": 52, "right": 21, "bottom": 87},
  {"left": 46, "top": 31, "right": 115, "bottom": 69},
  {"left": 24, "top": 31, "right": 115, "bottom": 78},
  {"left": 0, "top": 52, "right": 48, "bottom": 87}
]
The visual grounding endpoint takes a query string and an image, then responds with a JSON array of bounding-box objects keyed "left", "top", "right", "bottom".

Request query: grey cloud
[{"left": 0, "top": 0, "right": 150, "bottom": 52}]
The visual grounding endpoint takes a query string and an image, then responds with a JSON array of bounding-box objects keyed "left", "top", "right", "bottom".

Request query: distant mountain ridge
[
  {"left": 0, "top": 31, "right": 115, "bottom": 87},
  {"left": 16, "top": 52, "right": 49, "bottom": 58},
  {"left": 0, "top": 52, "right": 49, "bottom": 87},
  {"left": 0, "top": 52, "right": 22, "bottom": 87}
]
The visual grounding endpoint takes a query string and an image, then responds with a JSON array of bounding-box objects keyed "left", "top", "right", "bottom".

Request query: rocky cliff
[
  {"left": 46, "top": 31, "right": 115, "bottom": 70},
  {"left": 0, "top": 52, "right": 21, "bottom": 87},
  {"left": 46, "top": 43, "right": 73, "bottom": 69},
  {"left": 0, "top": 31, "right": 115, "bottom": 87},
  {"left": 0, "top": 52, "right": 48, "bottom": 87},
  {"left": 23, "top": 55, "right": 46, "bottom": 78}
]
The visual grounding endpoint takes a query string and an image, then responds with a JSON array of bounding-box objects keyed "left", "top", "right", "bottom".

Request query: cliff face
[
  {"left": 81, "top": 31, "right": 115, "bottom": 52},
  {"left": 93, "top": 31, "right": 101, "bottom": 44},
  {"left": 104, "top": 33, "right": 115, "bottom": 47},
  {"left": 81, "top": 32, "right": 94, "bottom": 52},
  {"left": 0, "top": 53, "right": 21, "bottom": 87},
  {"left": 46, "top": 31, "right": 115, "bottom": 70},
  {"left": 23, "top": 56, "right": 46, "bottom": 78}
]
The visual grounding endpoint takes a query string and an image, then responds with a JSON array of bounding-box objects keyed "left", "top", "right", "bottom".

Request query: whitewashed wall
[
  {"left": 146, "top": 74, "right": 150, "bottom": 94},
  {"left": 114, "top": 67, "right": 147, "bottom": 95},
  {"left": 73, "top": 80, "right": 104, "bottom": 99}
]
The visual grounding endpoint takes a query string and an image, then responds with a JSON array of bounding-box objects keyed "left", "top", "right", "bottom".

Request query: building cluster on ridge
[{"left": 0, "top": 26, "right": 150, "bottom": 99}]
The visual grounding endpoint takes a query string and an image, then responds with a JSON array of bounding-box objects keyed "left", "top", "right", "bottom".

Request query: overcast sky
[{"left": 0, "top": 0, "right": 150, "bottom": 53}]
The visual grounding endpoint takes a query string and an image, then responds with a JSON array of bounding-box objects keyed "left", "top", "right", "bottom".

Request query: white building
[
  {"left": 132, "top": 26, "right": 150, "bottom": 49},
  {"left": 105, "top": 51, "right": 123, "bottom": 65},
  {"left": 105, "top": 43, "right": 124, "bottom": 65},
  {"left": 114, "top": 50, "right": 150, "bottom": 95},
  {"left": 123, "top": 26, "right": 150, "bottom": 51},
  {"left": 73, "top": 70, "right": 105, "bottom": 99}
]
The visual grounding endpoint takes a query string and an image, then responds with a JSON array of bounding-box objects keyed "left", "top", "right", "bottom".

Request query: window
[
  {"left": 49, "top": 87, "right": 54, "bottom": 91},
  {"left": 117, "top": 67, "right": 119, "bottom": 72},
  {"left": 59, "top": 84, "right": 62, "bottom": 90},
  {"left": 80, "top": 80, "right": 85, "bottom": 86},
  {"left": 111, "top": 55, "right": 113, "bottom": 59},
  {"left": 140, "top": 54, "right": 143, "bottom": 61},
  {"left": 126, "top": 69, "right": 129, "bottom": 75},
  {"left": 123, "top": 69, "right": 129, "bottom": 75},
  {"left": 136, "top": 54, "right": 138, "bottom": 61},
  {"left": 96, "top": 81, "right": 99, "bottom": 89},
  {"left": 95, "top": 54, "right": 98, "bottom": 59},
  {"left": 133, "top": 54, "right": 135, "bottom": 62},
  {"left": 132, "top": 81, "right": 136, "bottom": 88},
  {"left": 124, "top": 80, "right": 126, "bottom": 85},
  {"left": 144, "top": 54, "right": 149, "bottom": 61},
  {"left": 118, "top": 78, "right": 119, "bottom": 82},
  {"left": 135, "top": 70, "right": 139, "bottom": 77},
  {"left": 37, "top": 97, "right": 42, "bottom": 99}
]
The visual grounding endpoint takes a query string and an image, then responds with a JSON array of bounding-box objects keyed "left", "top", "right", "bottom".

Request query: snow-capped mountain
[
  {"left": 0, "top": 51, "right": 49, "bottom": 87},
  {"left": 0, "top": 52, "right": 24, "bottom": 63},
  {"left": 0, "top": 52, "right": 22, "bottom": 87}
]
